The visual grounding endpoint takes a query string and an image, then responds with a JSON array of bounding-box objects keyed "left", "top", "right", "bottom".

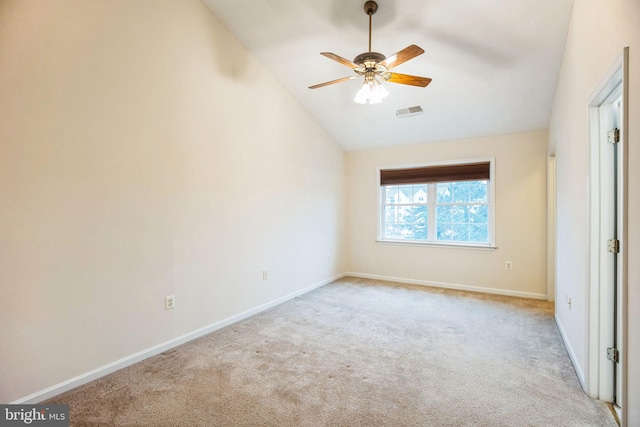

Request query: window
[{"left": 379, "top": 160, "right": 494, "bottom": 246}]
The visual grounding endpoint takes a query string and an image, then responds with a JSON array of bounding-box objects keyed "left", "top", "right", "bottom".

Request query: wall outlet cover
[{"left": 165, "top": 295, "right": 175, "bottom": 310}]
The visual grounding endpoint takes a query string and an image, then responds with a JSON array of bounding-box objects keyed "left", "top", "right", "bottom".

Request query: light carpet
[{"left": 46, "top": 277, "right": 617, "bottom": 426}]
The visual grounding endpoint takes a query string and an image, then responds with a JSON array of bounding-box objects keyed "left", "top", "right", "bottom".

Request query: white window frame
[{"left": 376, "top": 157, "right": 496, "bottom": 249}]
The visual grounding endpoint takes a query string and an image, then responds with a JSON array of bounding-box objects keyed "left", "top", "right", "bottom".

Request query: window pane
[
  {"left": 400, "top": 206, "right": 415, "bottom": 239},
  {"left": 450, "top": 205, "right": 468, "bottom": 223},
  {"left": 412, "top": 184, "right": 428, "bottom": 204},
  {"left": 398, "top": 185, "right": 412, "bottom": 203},
  {"left": 384, "top": 206, "right": 403, "bottom": 239},
  {"left": 452, "top": 223, "right": 470, "bottom": 241},
  {"left": 411, "top": 205, "right": 428, "bottom": 239},
  {"left": 437, "top": 222, "right": 452, "bottom": 241},
  {"left": 385, "top": 186, "right": 398, "bottom": 204},
  {"left": 385, "top": 206, "right": 420, "bottom": 240},
  {"left": 469, "top": 181, "right": 488, "bottom": 202},
  {"left": 436, "top": 205, "right": 451, "bottom": 223},
  {"left": 451, "top": 182, "right": 470, "bottom": 203},
  {"left": 438, "top": 223, "right": 469, "bottom": 242},
  {"left": 398, "top": 206, "right": 413, "bottom": 224},
  {"left": 383, "top": 203, "right": 428, "bottom": 241},
  {"left": 469, "top": 224, "right": 488, "bottom": 242},
  {"left": 469, "top": 204, "right": 488, "bottom": 224},
  {"left": 436, "top": 183, "right": 452, "bottom": 203}
]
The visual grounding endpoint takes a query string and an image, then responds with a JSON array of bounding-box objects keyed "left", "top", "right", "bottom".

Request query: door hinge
[
  {"left": 607, "top": 347, "right": 619, "bottom": 363},
  {"left": 607, "top": 238, "right": 620, "bottom": 253},
  {"left": 608, "top": 128, "right": 620, "bottom": 144}
]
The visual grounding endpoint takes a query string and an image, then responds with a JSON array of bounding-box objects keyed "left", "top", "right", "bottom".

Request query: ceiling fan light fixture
[{"left": 354, "top": 78, "right": 389, "bottom": 104}]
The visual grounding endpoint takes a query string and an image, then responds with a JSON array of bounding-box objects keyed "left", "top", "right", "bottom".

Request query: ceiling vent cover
[{"left": 396, "top": 105, "right": 423, "bottom": 118}]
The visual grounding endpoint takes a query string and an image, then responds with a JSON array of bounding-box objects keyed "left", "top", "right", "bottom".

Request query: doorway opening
[{"left": 547, "top": 148, "right": 556, "bottom": 302}]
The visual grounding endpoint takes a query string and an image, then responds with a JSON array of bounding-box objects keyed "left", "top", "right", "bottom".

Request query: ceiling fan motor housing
[{"left": 354, "top": 52, "right": 386, "bottom": 69}]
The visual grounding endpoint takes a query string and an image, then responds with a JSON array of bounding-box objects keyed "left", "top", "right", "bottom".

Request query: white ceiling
[{"left": 201, "top": 0, "right": 574, "bottom": 151}]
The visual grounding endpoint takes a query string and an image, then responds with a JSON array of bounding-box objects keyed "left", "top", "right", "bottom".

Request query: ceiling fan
[{"left": 309, "top": 0, "right": 432, "bottom": 104}]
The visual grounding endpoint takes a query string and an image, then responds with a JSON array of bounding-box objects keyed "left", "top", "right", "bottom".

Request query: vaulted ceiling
[{"left": 201, "top": 0, "right": 574, "bottom": 151}]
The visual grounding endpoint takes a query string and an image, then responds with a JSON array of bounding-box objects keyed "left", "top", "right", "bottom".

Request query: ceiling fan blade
[
  {"left": 309, "top": 75, "right": 360, "bottom": 89},
  {"left": 380, "top": 45, "right": 425, "bottom": 70},
  {"left": 386, "top": 73, "right": 432, "bottom": 87},
  {"left": 320, "top": 52, "right": 359, "bottom": 69}
]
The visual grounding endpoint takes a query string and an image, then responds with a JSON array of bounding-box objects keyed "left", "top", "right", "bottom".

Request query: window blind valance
[{"left": 380, "top": 162, "right": 491, "bottom": 186}]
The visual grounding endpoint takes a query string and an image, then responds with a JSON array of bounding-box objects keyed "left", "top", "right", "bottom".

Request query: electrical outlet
[
  {"left": 165, "top": 295, "right": 175, "bottom": 310},
  {"left": 505, "top": 261, "right": 513, "bottom": 270},
  {"left": 262, "top": 270, "right": 268, "bottom": 281},
  {"left": 568, "top": 297, "right": 572, "bottom": 310}
]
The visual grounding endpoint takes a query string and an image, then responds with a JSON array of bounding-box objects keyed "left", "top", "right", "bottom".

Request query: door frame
[
  {"left": 546, "top": 147, "right": 556, "bottom": 302},
  {"left": 586, "top": 47, "right": 628, "bottom": 424}
]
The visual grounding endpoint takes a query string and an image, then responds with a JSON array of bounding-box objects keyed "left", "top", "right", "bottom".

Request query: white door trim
[
  {"left": 586, "top": 47, "right": 628, "bottom": 425},
  {"left": 546, "top": 147, "right": 556, "bottom": 302}
]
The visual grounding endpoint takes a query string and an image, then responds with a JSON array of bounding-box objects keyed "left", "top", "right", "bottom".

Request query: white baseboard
[
  {"left": 345, "top": 272, "right": 548, "bottom": 300},
  {"left": 555, "top": 314, "right": 586, "bottom": 388},
  {"left": 12, "top": 273, "right": 345, "bottom": 404}
]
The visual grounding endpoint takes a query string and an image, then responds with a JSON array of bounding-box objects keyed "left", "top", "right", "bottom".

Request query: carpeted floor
[{"left": 46, "top": 277, "right": 617, "bottom": 426}]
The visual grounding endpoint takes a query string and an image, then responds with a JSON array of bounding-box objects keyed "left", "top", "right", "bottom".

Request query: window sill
[{"left": 375, "top": 240, "right": 497, "bottom": 250}]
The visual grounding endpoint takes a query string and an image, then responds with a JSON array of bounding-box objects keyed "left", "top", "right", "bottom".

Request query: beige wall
[
  {"left": 346, "top": 131, "right": 548, "bottom": 298},
  {"left": 0, "top": 0, "right": 346, "bottom": 403},
  {"left": 549, "top": 0, "right": 640, "bottom": 424}
]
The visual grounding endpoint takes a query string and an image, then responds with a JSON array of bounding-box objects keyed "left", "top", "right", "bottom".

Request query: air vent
[{"left": 396, "top": 105, "right": 423, "bottom": 118}]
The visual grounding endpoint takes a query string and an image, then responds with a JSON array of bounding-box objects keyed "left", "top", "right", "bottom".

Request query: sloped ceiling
[{"left": 201, "top": 0, "right": 574, "bottom": 151}]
